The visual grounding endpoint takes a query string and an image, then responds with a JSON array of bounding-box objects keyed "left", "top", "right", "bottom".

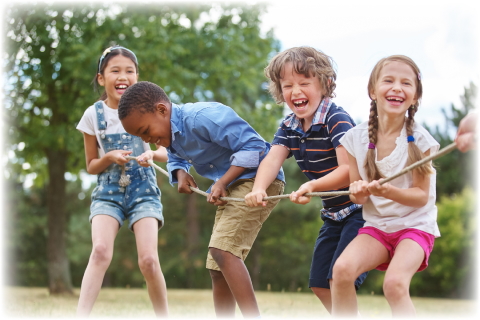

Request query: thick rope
[{"left": 126, "top": 142, "right": 458, "bottom": 203}]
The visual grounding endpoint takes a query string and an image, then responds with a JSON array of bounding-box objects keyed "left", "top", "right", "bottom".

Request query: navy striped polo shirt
[{"left": 272, "top": 98, "right": 361, "bottom": 221}]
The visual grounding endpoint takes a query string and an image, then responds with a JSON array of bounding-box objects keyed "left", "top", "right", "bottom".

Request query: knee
[
  {"left": 209, "top": 269, "right": 225, "bottom": 283},
  {"left": 383, "top": 275, "right": 409, "bottom": 301},
  {"left": 209, "top": 248, "right": 227, "bottom": 269},
  {"left": 138, "top": 254, "right": 160, "bottom": 278},
  {"left": 90, "top": 243, "right": 112, "bottom": 266},
  {"left": 332, "top": 259, "right": 356, "bottom": 285}
]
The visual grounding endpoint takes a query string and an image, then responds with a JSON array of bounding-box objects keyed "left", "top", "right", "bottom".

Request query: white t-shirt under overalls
[{"left": 76, "top": 100, "right": 151, "bottom": 156}]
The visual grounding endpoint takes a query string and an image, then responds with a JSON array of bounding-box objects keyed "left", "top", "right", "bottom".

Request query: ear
[
  {"left": 369, "top": 90, "right": 377, "bottom": 101},
  {"left": 97, "top": 73, "right": 105, "bottom": 86},
  {"left": 155, "top": 102, "right": 169, "bottom": 115}
]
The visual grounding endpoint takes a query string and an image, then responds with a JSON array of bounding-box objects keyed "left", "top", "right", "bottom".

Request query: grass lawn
[{"left": 3, "top": 286, "right": 478, "bottom": 318}]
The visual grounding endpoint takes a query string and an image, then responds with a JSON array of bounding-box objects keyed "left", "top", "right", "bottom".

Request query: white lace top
[{"left": 340, "top": 121, "right": 440, "bottom": 237}]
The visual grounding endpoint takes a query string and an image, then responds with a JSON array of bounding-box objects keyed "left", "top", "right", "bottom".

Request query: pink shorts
[{"left": 358, "top": 226, "right": 435, "bottom": 272}]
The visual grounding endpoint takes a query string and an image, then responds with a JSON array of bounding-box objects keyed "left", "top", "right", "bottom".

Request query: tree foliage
[
  {"left": 3, "top": 2, "right": 282, "bottom": 293},
  {"left": 425, "top": 82, "right": 477, "bottom": 197}
]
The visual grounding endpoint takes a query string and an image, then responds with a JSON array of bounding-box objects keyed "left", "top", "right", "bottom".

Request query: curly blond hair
[{"left": 264, "top": 46, "right": 336, "bottom": 104}]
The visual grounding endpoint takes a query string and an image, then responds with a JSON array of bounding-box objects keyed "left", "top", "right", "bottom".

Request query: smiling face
[
  {"left": 121, "top": 103, "right": 172, "bottom": 148},
  {"left": 280, "top": 62, "right": 324, "bottom": 130},
  {"left": 97, "top": 55, "right": 138, "bottom": 109},
  {"left": 370, "top": 60, "right": 418, "bottom": 118}
]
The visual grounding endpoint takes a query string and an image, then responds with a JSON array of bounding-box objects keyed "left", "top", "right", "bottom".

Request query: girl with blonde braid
[{"left": 331, "top": 55, "right": 440, "bottom": 317}]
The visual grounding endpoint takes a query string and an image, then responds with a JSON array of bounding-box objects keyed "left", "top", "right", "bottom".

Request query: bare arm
[
  {"left": 136, "top": 145, "right": 169, "bottom": 167},
  {"left": 244, "top": 145, "right": 289, "bottom": 207},
  {"left": 290, "top": 145, "right": 350, "bottom": 205},
  {"left": 347, "top": 152, "right": 370, "bottom": 205},
  {"left": 367, "top": 150, "right": 431, "bottom": 208},
  {"left": 153, "top": 145, "right": 168, "bottom": 162},
  {"left": 455, "top": 111, "right": 478, "bottom": 152},
  {"left": 83, "top": 133, "right": 131, "bottom": 175}
]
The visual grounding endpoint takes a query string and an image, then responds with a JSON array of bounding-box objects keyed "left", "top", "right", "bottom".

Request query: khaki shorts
[{"left": 206, "top": 178, "right": 284, "bottom": 271}]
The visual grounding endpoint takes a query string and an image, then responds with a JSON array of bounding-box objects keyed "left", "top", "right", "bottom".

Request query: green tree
[
  {"left": 426, "top": 82, "right": 477, "bottom": 197},
  {"left": 4, "top": 2, "right": 280, "bottom": 293}
]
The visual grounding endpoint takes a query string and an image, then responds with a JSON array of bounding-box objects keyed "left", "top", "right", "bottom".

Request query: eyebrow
[{"left": 108, "top": 65, "right": 135, "bottom": 69}]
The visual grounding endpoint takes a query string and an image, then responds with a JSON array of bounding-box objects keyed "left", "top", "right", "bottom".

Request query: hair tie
[
  {"left": 368, "top": 143, "right": 376, "bottom": 149},
  {"left": 407, "top": 135, "right": 415, "bottom": 142},
  {"left": 98, "top": 46, "right": 138, "bottom": 73}
]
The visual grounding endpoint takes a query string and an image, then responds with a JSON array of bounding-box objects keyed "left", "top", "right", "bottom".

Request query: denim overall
[{"left": 89, "top": 101, "right": 164, "bottom": 230}]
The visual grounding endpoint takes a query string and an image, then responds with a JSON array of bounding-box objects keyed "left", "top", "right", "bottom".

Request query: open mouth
[
  {"left": 293, "top": 99, "right": 308, "bottom": 109},
  {"left": 115, "top": 84, "right": 128, "bottom": 92},
  {"left": 386, "top": 96, "right": 404, "bottom": 103}
]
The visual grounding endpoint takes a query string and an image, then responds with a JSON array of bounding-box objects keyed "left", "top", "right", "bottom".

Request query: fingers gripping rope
[{"left": 125, "top": 142, "right": 458, "bottom": 203}]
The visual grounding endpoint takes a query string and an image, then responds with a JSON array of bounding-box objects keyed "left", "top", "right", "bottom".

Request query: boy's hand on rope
[
  {"left": 136, "top": 150, "right": 154, "bottom": 168},
  {"left": 367, "top": 179, "right": 391, "bottom": 197},
  {"left": 245, "top": 189, "right": 268, "bottom": 207},
  {"left": 290, "top": 182, "right": 314, "bottom": 205},
  {"left": 208, "top": 181, "right": 228, "bottom": 206},
  {"left": 176, "top": 169, "right": 198, "bottom": 194},
  {"left": 349, "top": 180, "right": 370, "bottom": 204},
  {"left": 107, "top": 150, "right": 132, "bottom": 165}
]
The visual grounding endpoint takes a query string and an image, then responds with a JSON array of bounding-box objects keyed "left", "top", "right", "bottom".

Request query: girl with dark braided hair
[{"left": 331, "top": 55, "right": 440, "bottom": 317}]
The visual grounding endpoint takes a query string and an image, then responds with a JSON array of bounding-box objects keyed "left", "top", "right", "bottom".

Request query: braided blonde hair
[{"left": 364, "top": 55, "right": 434, "bottom": 181}]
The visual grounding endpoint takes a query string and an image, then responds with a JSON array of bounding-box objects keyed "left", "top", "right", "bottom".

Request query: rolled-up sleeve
[
  {"left": 166, "top": 152, "right": 191, "bottom": 186},
  {"left": 229, "top": 150, "right": 259, "bottom": 168}
]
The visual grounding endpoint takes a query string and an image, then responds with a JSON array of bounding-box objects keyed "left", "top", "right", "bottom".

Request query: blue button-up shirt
[
  {"left": 167, "top": 102, "right": 285, "bottom": 191},
  {"left": 272, "top": 98, "right": 360, "bottom": 221}
]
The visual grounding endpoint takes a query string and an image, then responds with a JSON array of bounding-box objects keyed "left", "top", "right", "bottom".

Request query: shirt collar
[
  {"left": 170, "top": 103, "right": 183, "bottom": 141},
  {"left": 283, "top": 98, "right": 333, "bottom": 129}
]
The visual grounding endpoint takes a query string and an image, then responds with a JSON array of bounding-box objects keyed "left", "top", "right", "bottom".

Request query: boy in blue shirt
[
  {"left": 245, "top": 47, "right": 367, "bottom": 314},
  {"left": 118, "top": 81, "right": 285, "bottom": 318}
]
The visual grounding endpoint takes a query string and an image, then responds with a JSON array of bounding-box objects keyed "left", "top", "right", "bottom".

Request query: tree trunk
[{"left": 46, "top": 149, "right": 73, "bottom": 294}]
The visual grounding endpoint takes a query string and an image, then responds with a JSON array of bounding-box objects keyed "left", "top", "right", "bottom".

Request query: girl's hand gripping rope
[
  {"left": 107, "top": 150, "right": 132, "bottom": 165},
  {"left": 136, "top": 150, "right": 155, "bottom": 168}
]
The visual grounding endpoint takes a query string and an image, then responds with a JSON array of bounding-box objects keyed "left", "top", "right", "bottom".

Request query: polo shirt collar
[{"left": 283, "top": 98, "right": 333, "bottom": 130}]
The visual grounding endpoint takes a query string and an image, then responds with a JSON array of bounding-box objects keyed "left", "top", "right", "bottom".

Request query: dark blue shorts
[{"left": 309, "top": 208, "right": 368, "bottom": 289}]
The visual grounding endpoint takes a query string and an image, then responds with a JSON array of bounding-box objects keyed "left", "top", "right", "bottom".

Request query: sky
[{"left": 259, "top": 0, "right": 480, "bottom": 127}]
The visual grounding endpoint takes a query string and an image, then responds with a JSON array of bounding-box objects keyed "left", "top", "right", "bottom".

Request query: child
[
  {"left": 76, "top": 46, "right": 169, "bottom": 317},
  {"left": 331, "top": 55, "right": 440, "bottom": 317},
  {"left": 117, "top": 81, "right": 285, "bottom": 318},
  {"left": 245, "top": 46, "right": 367, "bottom": 314}
]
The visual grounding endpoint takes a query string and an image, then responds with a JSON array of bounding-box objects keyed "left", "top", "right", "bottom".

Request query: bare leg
[
  {"left": 133, "top": 217, "right": 168, "bottom": 317},
  {"left": 331, "top": 234, "right": 389, "bottom": 317},
  {"left": 76, "top": 215, "right": 119, "bottom": 317},
  {"left": 383, "top": 239, "right": 424, "bottom": 317},
  {"left": 209, "top": 269, "right": 237, "bottom": 317},
  {"left": 209, "top": 248, "right": 260, "bottom": 318},
  {"left": 311, "top": 287, "right": 332, "bottom": 313}
]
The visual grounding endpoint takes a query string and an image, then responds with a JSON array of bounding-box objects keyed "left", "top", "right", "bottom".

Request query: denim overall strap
[
  {"left": 94, "top": 101, "right": 134, "bottom": 186},
  {"left": 95, "top": 101, "right": 107, "bottom": 139}
]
